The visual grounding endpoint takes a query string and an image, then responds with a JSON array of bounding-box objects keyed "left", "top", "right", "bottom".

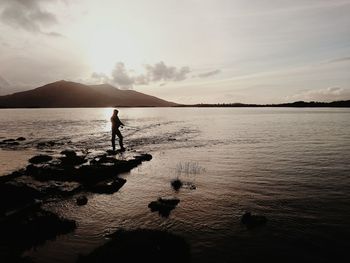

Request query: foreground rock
[
  {"left": 0, "top": 207, "right": 76, "bottom": 261},
  {"left": 241, "top": 212, "right": 267, "bottom": 228},
  {"left": 77, "top": 229, "right": 190, "bottom": 263},
  {"left": 29, "top": 154, "right": 53, "bottom": 164},
  {"left": 88, "top": 178, "right": 127, "bottom": 194},
  {"left": 148, "top": 197, "right": 180, "bottom": 217}
]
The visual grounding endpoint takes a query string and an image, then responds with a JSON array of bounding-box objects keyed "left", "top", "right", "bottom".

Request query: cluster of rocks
[
  {"left": 0, "top": 137, "right": 26, "bottom": 147},
  {"left": 0, "top": 148, "right": 153, "bottom": 261}
]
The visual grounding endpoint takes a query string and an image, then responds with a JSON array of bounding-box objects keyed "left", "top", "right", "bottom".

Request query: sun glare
[{"left": 86, "top": 27, "right": 141, "bottom": 75}]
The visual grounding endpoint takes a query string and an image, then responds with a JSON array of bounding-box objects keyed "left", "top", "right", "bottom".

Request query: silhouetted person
[{"left": 111, "top": 109, "right": 125, "bottom": 151}]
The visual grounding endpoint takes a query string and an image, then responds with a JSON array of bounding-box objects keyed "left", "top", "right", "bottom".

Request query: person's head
[{"left": 114, "top": 109, "right": 119, "bottom": 115}]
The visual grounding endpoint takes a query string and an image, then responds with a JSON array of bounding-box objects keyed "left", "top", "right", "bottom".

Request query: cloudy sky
[{"left": 0, "top": 0, "right": 350, "bottom": 103}]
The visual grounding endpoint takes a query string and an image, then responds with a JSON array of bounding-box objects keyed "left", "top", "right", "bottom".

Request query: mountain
[{"left": 0, "top": 80, "right": 178, "bottom": 108}]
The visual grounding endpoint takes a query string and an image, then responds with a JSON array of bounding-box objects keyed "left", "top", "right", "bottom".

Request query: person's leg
[
  {"left": 115, "top": 129, "right": 124, "bottom": 150},
  {"left": 111, "top": 132, "right": 116, "bottom": 151}
]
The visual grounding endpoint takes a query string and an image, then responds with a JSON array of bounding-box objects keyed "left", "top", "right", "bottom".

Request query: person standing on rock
[{"left": 111, "top": 109, "right": 125, "bottom": 152}]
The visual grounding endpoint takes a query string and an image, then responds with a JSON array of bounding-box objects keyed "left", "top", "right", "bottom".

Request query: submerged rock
[
  {"left": 241, "top": 212, "right": 267, "bottom": 228},
  {"left": 88, "top": 178, "right": 127, "bottom": 194},
  {"left": 76, "top": 195, "right": 88, "bottom": 206},
  {"left": 16, "top": 137, "right": 26, "bottom": 141},
  {"left": 28, "top": 154, "right": 53, "bottom": 164},
  {"left": 148, "top": 197, "right": 180, "bottom": 217},
  {"left": 77, "top": 229, "right": 190, "bottom": 263}
]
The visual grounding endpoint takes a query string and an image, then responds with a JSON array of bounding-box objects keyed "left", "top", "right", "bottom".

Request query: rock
[
  {"left": 61, "top": 149, "right": 77, "bottom": 158},
  {"left": 171, "top": 179, "right": 183, "bottom": 191},
  {"left": 77, "top": 195, "right": 88, "bottom": 206},
  {"left": 0, "top": 207, "right": 76, "bottom": 253},
  {"left": 241, "top": 212, "right": 267, "bottom": 228},
  {"left": 0, "top": 182, "right": 43, "bottom": 215},
  {"left": 77, "top": 229, "right": 190, "bottom": 263},
  {"left": 16, "top": 137, "right": 26, "bottom": 141},
  {"left": 2, "top": 138, "right": 16, "bottom": 142},
  {"left": 135, "top": 153, "right": 152, "bottom": 161},
  {"left": 37, "top": 141, "right": 56, "bottom": 148},
  {"left": 60, "top": 155, "right": 85, "bottom": 166},
  {"left": 89, "top": 178, "right": 127, "bottom": 194},
  {"left": 148, "top": 198, "right": 180, "bottom": 217},
  {"left": 28, "top": 155, "right": 53, "bottom": 164}
]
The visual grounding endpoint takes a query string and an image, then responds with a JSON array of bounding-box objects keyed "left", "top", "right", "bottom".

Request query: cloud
[
  {"left": 111, "top": 62, "right": 135, "bottom": 89},
  {"left": 288, "top": 87, "right": 350, "bottom": 102},
  {"left": 145, "top": 61, "right": 190, "bottom": 82},
  {"left": 92, "top": 61, "right": 191, "bottom": 89},
  {"left": 198, "top": 69, "right": 221, "bottom": 78},
  {"left": 0, "top": 0, "right": 60, "bottom": 35},
  {"left": 326, "top": 56, "right": 350, "bottom": 64}
]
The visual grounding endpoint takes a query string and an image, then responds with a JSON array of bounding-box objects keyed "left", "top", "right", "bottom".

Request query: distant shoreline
[{"left": 1, "top": 100, "right": 350, "bottom": 109}]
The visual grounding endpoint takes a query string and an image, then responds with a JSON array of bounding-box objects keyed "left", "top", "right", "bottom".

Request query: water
[{"left": 1, "top": 108, "right": 350, "bottom": 262}]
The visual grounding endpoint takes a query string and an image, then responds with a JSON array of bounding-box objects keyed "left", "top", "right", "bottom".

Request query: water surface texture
[{"left": 1, "top": 108, "right": 350, "bottom": 262}]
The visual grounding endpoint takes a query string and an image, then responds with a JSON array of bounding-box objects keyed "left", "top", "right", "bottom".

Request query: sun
[{"left": 85, "top": 27, "right": 141, "bottom": 75}]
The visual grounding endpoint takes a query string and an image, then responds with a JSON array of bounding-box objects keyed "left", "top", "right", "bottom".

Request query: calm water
[{"left": 1, "top": 108, "right": 350, "bottom": 262}]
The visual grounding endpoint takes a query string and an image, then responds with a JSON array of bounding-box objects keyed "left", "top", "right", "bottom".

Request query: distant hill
[{"left": 0, "top": 80, "right": 178, "bottom": 108}]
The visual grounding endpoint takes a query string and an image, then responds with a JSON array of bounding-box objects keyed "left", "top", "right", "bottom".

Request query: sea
[{"left": 0, "top": 107, "right": 350, "bottom": 262}]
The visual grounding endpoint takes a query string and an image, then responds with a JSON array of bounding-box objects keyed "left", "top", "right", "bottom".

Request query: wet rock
[
  {"left": 28, "top": 154, "right": 53, "bottom": 164},
  {"left": 0, "top": 139, "right": 20, "bottom": 146},
  {"left": 77, "top": 195, "right": 88, "bottom": 206},
  {"left": 61, "top": 149, "right": 77, "bottom": 158},
  {"left": 0, "top": 182, "right": 43, "bottom": 215},
  {"left": 26, "top": 163, "right": 73, "bottom": 181},
  {"left": 241, "top": 212, "right": 267, "bottom": 228},
  {"left": 16, "top": 137, "right": 26, "bottom": 141},
  {"left": 135, "top": 153, "right": 152, "bottom": 161},
  {"left": 77, "top": 229, "right": 190, "bottom": 263},
  {"left": 0, "top": 207, "right": 76, "bottom": 253},
  {"left": 88, "top": 178, "right": 126, "bottom": 194},
  {"left": 2, "top": 138, "right": 16, "bottom": 143},
  {"left": 171, "top": 179, "right": 183, "bottom": 191},
  {"left": 148, "top": 197, "right": 180, "bottom": 217},
  {"left": 37, "top": 140, "right": 56, "bottom": 148}
]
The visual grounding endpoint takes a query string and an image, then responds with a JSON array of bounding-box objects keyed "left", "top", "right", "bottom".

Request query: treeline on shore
[{"left": 176, "top": 100, "right": 350, "bottom": 108}]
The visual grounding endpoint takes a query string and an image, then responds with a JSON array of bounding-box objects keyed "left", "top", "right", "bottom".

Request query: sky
[{"left": 0, "top": 0, "right": 350, "bottom": 104}]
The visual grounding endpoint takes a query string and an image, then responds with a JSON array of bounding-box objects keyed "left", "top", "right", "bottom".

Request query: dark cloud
[
  {"left": 0, "top": 0, "right": 60, "bottom": 36},
  {"left": 92, "top": 61, "right": 191, "bottom": 89},
  {"left": 198, "top": 69, "right": 221, "bottom": 78}
]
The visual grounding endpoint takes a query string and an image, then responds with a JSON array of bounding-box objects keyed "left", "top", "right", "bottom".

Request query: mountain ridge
[{"left": 0, "top": 80, "right": 178, "bottom": 108}]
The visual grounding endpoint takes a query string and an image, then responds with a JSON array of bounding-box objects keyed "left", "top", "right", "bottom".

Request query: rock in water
[
  {"left": 241, "top": 212, "right": 267, "bottom": 228},
  {"left": 171, "top": 179, "right": 183, "bottom": 191},
  {"left": 148, "top": 197, "right": 180, "bottom": 217},
  {"left": 77, "top": 196, "right": 88, "bottom": 206},
  {"left": 28, "top": 155, "right": 53, "bottom": 164},
  {"left": 89, "top": 178, "right": 127, "bottom": 194},
  {"left": 16, "top": 137, "right": 26, "bottom": 141},
  {"left": 61, "top": 149, "right": 77, "bottom": 158}
]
